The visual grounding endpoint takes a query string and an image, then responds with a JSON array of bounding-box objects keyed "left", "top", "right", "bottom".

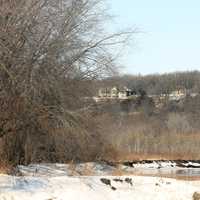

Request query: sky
[{"left": 109, "top": 0, "right": 200, "bottom": 75}]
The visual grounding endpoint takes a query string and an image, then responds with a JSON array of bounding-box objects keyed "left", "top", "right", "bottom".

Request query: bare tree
[{"left": 0, "top": 0, "right": 134, "bottom": 164}]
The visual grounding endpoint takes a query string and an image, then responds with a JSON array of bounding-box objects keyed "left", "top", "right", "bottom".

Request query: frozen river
[{"left": 120, "top": 160, "right": 200, "bottom": 179}]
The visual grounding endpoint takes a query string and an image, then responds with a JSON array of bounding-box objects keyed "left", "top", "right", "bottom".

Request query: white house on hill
[{"left": 98, "top": 86, "right": 136, "bottom": 99}]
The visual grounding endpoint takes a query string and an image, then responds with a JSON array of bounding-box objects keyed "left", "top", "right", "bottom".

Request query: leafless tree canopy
[{"left": 0, "top": 0, "right": 132, "bottom": 101}]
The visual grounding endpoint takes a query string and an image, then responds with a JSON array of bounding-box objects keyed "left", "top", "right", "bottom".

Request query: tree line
[{"left": 97, "top": 71, "right": 200, "bottom": 95}]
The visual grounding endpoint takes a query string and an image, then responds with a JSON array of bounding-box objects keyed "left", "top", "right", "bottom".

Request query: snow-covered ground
[
  {"left": 0, "top": 162, "right": 200, "bottom": 200},
  {"left": 0, "top": 174, "right": 200, "bottom": 200}
]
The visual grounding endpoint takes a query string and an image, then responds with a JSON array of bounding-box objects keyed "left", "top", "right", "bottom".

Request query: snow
[
  {"left": 0, "top": 173, "right": 200, "bottom": 200},
  {"left": 0, "top": 162, "right": 200, "bottom": 200},
  {"left": 183, "top": 162, "right": 200, "bottom": 167},
  {"left": 129, "top": 161, "right": 177, "bottom": 169}
]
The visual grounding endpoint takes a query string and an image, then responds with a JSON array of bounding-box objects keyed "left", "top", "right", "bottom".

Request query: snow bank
[{"left": 17, "top": 162, "right": 116, "bottom": 177}]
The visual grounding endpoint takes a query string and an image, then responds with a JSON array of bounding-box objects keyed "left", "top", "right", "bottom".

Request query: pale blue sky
[{"left": 109, "top": 0, "right": 200, "bottom": 75}]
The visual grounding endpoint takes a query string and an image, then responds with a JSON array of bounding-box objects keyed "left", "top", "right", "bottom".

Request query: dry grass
[
  {"left": 111, "top": 167, "right": 124, "bottom": 176},
  {"left": 81, "top": 164, "right": 94, "bottom": 176},
  {"left": 67, "top": 161, "right": 80, "bottom": 176},
  {"left": 67, "top": 162, "right": 95, "bottom": 176},
  {"left": 0, "top": 159, "right": 13, "bottom": 174},
  {"left": 98, "top": 111, "right": 200, "bottom": 162},
  {"left": 115, "top": 151, "right": 200, "bottom": 162},
  {"left": 193, "top": 192, "right": 200, "bottom": 200}
]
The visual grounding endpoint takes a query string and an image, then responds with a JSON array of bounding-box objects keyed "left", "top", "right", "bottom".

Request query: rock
[
  {"left": 193, "top": 192, "right": 200, "bottom": 200},
  {"left": 113, "top": 178, "right": 123, "bottom": 183},
  {"left": 125, "top": 178, "right": 133, "bottom": 186},
  {"left": 100, "top": 178, "right": 117, "bottom": 191},
  {"left": 111, "top": 186, "right": 117, "bottom": 191},
  {"left": 100, "top": 178, "right": 111, "bottom": 186}
]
